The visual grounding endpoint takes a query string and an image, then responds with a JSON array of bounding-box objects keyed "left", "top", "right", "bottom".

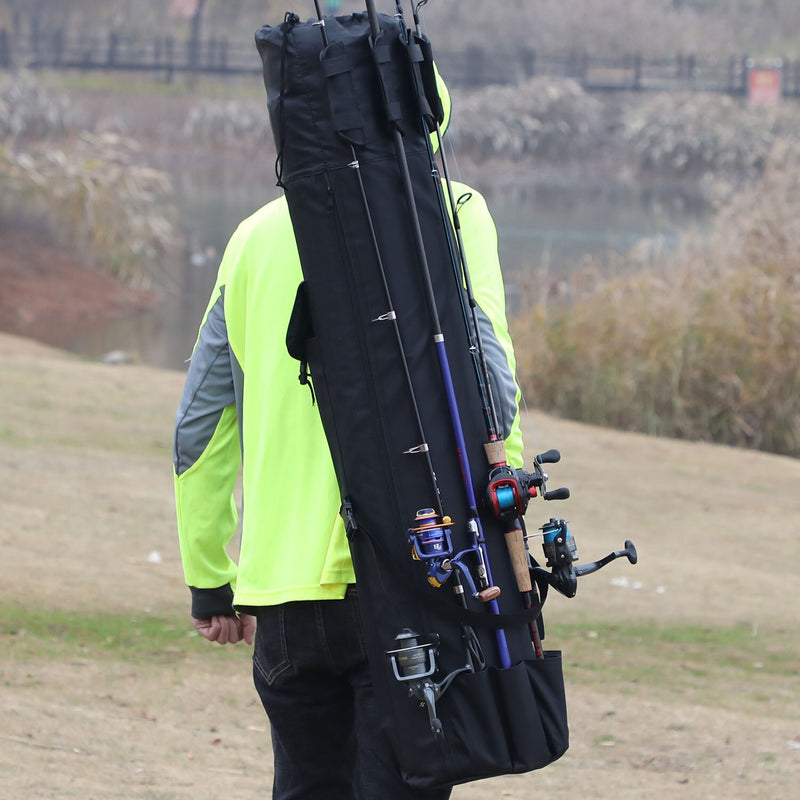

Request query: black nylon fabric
[{"left": 256, "top": 11, "right": 568, "bottom": 787}]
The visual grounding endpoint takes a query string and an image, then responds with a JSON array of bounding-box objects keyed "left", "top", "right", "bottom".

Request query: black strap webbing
[
  {"left": 322, "top": 40, "right": 366, "bottom": 145},
  {"left": 371, "top": 31, "right": 405, "bottom": 131}
]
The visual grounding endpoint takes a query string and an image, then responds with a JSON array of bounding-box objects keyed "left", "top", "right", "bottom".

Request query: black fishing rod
[
  {"left": 384, "top": 0, "right": 555, "bottom": 670},
  {"left": 311, "top": 0, "right": 439, "bottom": 511},
  {"left": 395, "top": 0, "right": 501, "bottom": 449},
  {"left": 362, "top": 0, "right": 512, "bottom": 669},
  {"left": 310, "top": 0, "right": 485, "bottom": 675}
]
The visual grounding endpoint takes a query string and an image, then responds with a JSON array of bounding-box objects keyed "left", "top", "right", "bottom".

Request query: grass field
[{"left": 1, "top": 331, "right": 798, "bottom": 798}]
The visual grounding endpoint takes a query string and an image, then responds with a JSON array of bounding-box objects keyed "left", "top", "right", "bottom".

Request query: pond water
[{"left": 66, "top": 170, "right": 708, "bottom": 372}]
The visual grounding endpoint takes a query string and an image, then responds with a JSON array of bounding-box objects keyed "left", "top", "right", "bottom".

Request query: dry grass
[
  {"left": 1, "top": 331, "right": 799, "bottom": 799},
  {"left": 513, "top": 141, "right": 800, "bottom": 456}
]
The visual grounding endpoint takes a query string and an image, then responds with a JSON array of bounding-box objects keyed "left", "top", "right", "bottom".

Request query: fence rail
[{"left": 2, "top": 28, "right": 799, "bottom": 98}]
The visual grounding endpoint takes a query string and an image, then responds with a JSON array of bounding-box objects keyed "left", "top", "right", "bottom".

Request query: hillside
[{"left": 1, "top": 331, "right": 798, "bottom": 798}]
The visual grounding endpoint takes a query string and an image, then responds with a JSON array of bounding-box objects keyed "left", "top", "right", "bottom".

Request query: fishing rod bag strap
[
  {"left": 286, "top": 281, "right": 316, "bottom": 402},
  {"left": 321, "top": 40, "right": 366, "bottom": 145},
  {"left": 403, "top": 31, "right": 444, "bottom": 129},
  {"left": 286, "top": 281, "right": 312, "bottom": 362},
  {"left": 371, "top": 29, "right": 406, "bottom": 130}
]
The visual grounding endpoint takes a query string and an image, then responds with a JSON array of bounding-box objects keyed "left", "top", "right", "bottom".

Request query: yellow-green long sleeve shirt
[{"left": 173, "top": 185, "right": 523, "bottom": 616}]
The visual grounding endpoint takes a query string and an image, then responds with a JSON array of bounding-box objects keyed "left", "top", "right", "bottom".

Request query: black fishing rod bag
[{"left": 256, "top": 10, "right": 568, "bottom": 788}]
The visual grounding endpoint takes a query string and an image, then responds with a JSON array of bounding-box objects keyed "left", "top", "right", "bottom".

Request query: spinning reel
[
  {"left": 409, "top": 508, "right": 501, "bottom": 603},
  {"left": 386, "top": 628, "right": 473, "bottom": 738},
  {"left": 537, "top": 517, "right": 638, "bottom": 599}
]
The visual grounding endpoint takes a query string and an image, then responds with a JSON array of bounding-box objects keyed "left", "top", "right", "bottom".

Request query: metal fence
[{"left": 2, "top": 28, "right": 799, "bottom": 97}]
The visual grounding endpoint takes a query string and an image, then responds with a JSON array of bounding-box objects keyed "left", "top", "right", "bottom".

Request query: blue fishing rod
[
  {"left": 392, "top": 0, "right": 639, "bottom": 659},
  {"left": 362, "top": 0, "right": 512, "bottom": 670},
  {"left": 389, "top": 0, "right": 556, "bottom": 658},
  {"left": 394, "top": 0, "right": 501, "bottom": 448}
]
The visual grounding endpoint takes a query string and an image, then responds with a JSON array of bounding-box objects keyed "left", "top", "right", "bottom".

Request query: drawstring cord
[{"left": 274, "top": 12, "right": 299, "bottom": 188}]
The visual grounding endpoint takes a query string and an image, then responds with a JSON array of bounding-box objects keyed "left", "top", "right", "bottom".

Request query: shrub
[
  {"left": 451, "top": 78, "right": 606, "bottom": 161},
  {"left": 181, "top": 99, "right": 271, "bottom": 148},
  {"left": 622, "top": 93, "right": 800, "bottom": 180},
  {"left": 513, "top": 142, "right": 800, "bottom": 456},
  {"left": 1, "top": 130, "right": 180, "bottom": 288},
  {"left": 0, "top": 72, "right": 77, "bottom": 142}
]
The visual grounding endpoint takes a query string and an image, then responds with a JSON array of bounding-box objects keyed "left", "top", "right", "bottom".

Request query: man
[{"left": 173, "top": 76, "right": 524, "bottom": 798}]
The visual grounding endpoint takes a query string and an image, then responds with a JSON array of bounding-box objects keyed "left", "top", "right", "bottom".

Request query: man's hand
[{"left": 192, "top": 613, "right": 256, "bottom": 645}]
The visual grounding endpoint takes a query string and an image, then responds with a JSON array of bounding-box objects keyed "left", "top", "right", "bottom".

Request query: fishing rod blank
[
  {"left": 363, "top": 0, "right": 511, "bottom": 669},
  {"left": 310, "top": 0, "right": 485, "bottom": 674},
  {"left": 394, "top": 0, "right": 550, "bottom": 658},
  {"left": 397, "top": 0, "right": 502, "bottom": 447}
]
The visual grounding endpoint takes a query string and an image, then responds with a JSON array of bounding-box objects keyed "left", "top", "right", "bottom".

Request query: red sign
[{"left": 748, "top": 67, "right": 782, "bottom": 105}]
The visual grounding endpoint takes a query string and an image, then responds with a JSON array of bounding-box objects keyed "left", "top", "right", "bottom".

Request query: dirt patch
[{"left": 0, "top": 222, "right": 157, "bottom": 351}]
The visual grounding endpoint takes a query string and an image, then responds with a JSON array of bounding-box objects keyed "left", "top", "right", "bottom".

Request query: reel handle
[
  {"left": 574, "top": 540, "right": 638, "bottom": 576},
  {"left": 535, "top": 448, "right": 561, "bottom": 465}
]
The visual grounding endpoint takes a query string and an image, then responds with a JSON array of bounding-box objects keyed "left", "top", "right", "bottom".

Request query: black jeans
[{"left": 252, "top": 587, "right": 452, "bottom": 800}]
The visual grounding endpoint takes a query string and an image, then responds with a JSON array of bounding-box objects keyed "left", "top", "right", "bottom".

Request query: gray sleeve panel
[
  {"left": 173, "top": 291, "right": 236, "bottom": 475},
  {"left": 474, "top": 304, "right": 518, "bottom": 440},
  {"left": 230, "top": 345, "right": 245, "bottom": 454}
]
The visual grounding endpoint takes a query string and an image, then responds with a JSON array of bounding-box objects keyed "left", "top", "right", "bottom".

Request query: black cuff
[{"left": 189, "top": 584, "right": 235, "bottom": 619}]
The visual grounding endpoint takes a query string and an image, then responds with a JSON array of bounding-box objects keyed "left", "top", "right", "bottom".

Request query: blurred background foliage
[
  {"left": 2, "top": 0, "right": 799, "bottom": 456},
  {"left": 0, "top": 74, "right": 180, "bottom": 288},
  {"left": 3, "top": 1, "right": 800, "bottom": 58},
  {"left": 511, "top": 142, "right": 800, "bottom": 456}
]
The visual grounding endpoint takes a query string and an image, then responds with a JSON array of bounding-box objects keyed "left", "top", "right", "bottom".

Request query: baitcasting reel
[
  {"left": 487, "top": 448, "right": 638, "bottom": 598},
  {"left": 486, "top": 448, "right": 571, "bottom": 522}
]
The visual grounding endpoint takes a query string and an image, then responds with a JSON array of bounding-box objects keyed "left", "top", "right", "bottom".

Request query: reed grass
[
  {"left": 512, "top": 142, "right": 800, "bottom": 457},
  {"left": 1, "top": 75, "right": 181, "bottom": 289}
]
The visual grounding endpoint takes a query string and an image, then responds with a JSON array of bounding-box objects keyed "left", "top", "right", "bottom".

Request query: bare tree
[{"left": 188, "top": 0, "right": 207, "bottom": 72}]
